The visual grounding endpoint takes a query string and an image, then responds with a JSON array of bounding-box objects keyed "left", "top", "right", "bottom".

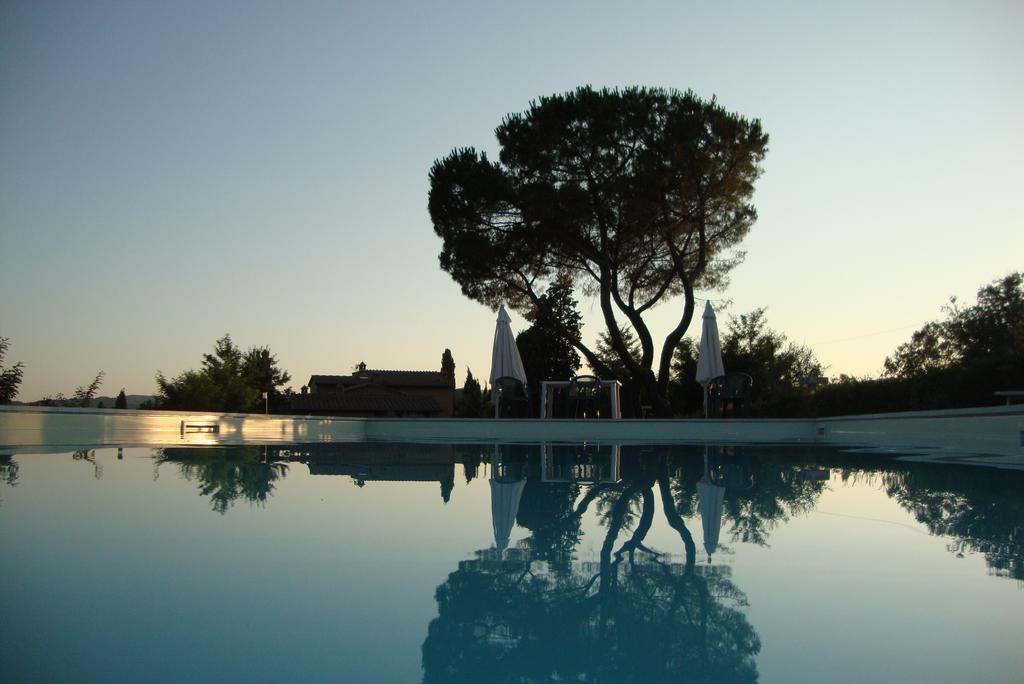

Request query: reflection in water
[
  {"left": 147, "top": 440, "right": 1024, "bottom": 585},
  {"left": 830, "top": 459, "right": 1024, "bottom": 581},
  {"left": 884, "top": 468, "right": 1024, "bottom": 579},
  {"left": 0, "top": 452, "right": 17, "bottom": 506},
  {"left": 424, "top": 445, "right": 761, "bottom": 683},
  {"left": 153, "top": 446, "right": 289, "bottom": 514},
  {"left": 0, "top": 453, "right": 17, "bottom": 487},
  {"left": 145, "top": 441, "right": 1024, "bottom": 583},
  {"left": 72, "top": 449, "right": 103, "bottom": 480},
  {"left": 2, "top": 441, "right": 1021, "bottom": 681},
  {"left": 286, "top": 442, "right": 458, "bottom": 502}
]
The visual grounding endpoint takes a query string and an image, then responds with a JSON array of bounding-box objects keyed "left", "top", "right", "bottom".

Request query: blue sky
[{"left": 2, "top": 0, "right": 1021, "bottom": 400}]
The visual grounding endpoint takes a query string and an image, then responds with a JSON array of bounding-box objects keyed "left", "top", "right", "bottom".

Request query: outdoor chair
[
  {"left": 494, "top": 376, "right": 530, "bottom": 418},
  {"left": 709, "top": 373, "right": 753, "bottom": 418},
  {"left": 567, "top": 375, "right": 602, "bottom": 419}
]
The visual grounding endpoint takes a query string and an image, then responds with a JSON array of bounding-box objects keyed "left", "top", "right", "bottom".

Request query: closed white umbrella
[
  {"left": 490, "top": 448, "right": 526, "bottom": 555},
  {"left": 698, "top": 445, "right": 726, "bottom": 563},
  {"left": 489, "top": 305, "right": 528, "bottom": 417},
  {"left": 695, "top": 301, "right": 725, "bottom": 418},
  {"left": 697, "top": 479, "right": 726, "bottom": 562}
]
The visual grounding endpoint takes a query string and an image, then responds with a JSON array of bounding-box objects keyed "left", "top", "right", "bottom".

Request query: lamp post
[{"left": 262, "top": 391, "right": 268, "bottom": 415}]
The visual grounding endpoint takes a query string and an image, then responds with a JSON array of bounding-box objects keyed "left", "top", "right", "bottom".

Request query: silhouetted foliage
[
  {"left": 155, "top": 335, "right": 292, "bottom": 412},
  {"left": 593, "top": 328, "right": 646, "bottom": 416},
  {"left": 720, "top": 309, "right": 823, "bottom": 415},
  {"left": 441, "top": 349, "right": 456, "bottom": 377},
  {"left": 594, "top": 328, "right": 641, "bottom": 382},
  {"left": 72, "top": 371, "right": 105, "bottom": 408},
  {"left": 0, "top": 337, "right": 25, "bottom": 404},
  {"left": 242, "top": 346, "right": 292, "bottom": 412},
  {"left": 32, "top": 371, "right": 105, "bottom": 407},
  {"left": 789, "top": 272, "right": 1024, "bottom": 416},
  {"left": 516, "top": 283, "right": 582, "bottom": 414},
  {"left": 429, "top": 86, "right": 768, "bottom": 416},
  {"left": 456, "top": 369, "right": 488, "bottom": 418},
  {"left": 668, "top": 336, "right": 702, "bottom": 415},
  {"left": 885, "top": 272, "right": 1023, "bottom": 379},
  {"left": 114, "top": 388, "right": 128, "bottom": 409}
]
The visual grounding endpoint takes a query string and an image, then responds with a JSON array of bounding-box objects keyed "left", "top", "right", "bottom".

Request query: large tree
[{"left": 429, "top": 86, "right": 768, "bottom": 416}]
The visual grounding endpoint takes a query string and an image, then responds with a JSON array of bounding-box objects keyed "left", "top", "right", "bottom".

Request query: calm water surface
[{"left": 1, "top": 443, "right": 1021, "bottom": 683}]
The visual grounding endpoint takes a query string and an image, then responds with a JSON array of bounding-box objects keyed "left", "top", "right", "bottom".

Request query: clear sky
[{"left": 1, "top": 0, "right": 1021, "bottom": 400}]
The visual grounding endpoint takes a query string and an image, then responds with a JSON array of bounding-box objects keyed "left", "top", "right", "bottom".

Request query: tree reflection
[
  {"left": 72, "top": 449, "right": 103, "bottom": 480},
  {"left": 876, "top": 462, "right": 1023, "bottom": 580},
  {"left": 0, "top": 453, "right": 18, "bottom": 487},
  {"left": 818, "top": 451, "right": 1024, "bottom": 582},
  {"left": 153, "top": 446, "right": 289, "bottom": 514},
  {"left": 666, "top": 446, "right": 830, "bottom": 549},
  {"left": 422, "top": 448, "right": 762, "bottom": 683},
  {"left": 0, "top": 453, "right": 18, "bottom": 505}
]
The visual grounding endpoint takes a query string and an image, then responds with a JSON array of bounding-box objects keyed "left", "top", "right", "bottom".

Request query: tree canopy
[
  {"left": 456, "top": 369, "right": 489, "bottom": 418},
  {"left": 885, "top": 272, "right": 1023, "bottom": 377},
  {"left": 429, "top": 86, "right": 768, "bottom": 415},
  {"left": 0, "top": 337, "right": 25, "bottom": 404},
  {"left": 156, "top": 335, "right": 292, "bottom": 412},
  {"left": 721, "top": 308, "right": 824, "bottom": 410},
  {"left": 515, "top": 282, "right": 582, "bottom": 391}
]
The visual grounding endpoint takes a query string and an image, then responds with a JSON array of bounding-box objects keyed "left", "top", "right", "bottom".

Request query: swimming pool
[{"left": 1, "top": 440, "right": 1021, "bottom": 682}]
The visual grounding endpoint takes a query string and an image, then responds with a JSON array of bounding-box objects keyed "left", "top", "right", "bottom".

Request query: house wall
[{"left": 396, "top": 386, "right": 455, "bottom": 417}]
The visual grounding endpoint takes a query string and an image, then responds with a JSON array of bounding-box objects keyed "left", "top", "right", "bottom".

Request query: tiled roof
[
  {"left": 290, "top": 393, "right": 442, "bottom": 414},
  {"left": 309, "top": 370, "right": 453, "bottom": 388}
]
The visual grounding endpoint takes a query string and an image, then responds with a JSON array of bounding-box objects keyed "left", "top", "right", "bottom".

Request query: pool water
[{"left": 1, "top": 442, "right": 1021, "bottom": 682}]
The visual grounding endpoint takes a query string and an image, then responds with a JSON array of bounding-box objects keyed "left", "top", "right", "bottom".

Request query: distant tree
[
  {"left": 721, "top": 309, "right": 823, "bottom": 411},
  {"left": 71, "top": 371, "right": 105, "bottom": 408},
  {"left": 241, "top": 347, "right": 292, "bottom": 412},
  {"left": 429, "top": 86, "right": 768, "bottom": 416},
  {"left": 115, "top": 388, "right": 128, "bottom": 409},
  {"left": 594, "top": 328, "right": 641, "bottom": 382},
  {"left": 200, "top": 335, "right": 256, "bottom": 412},
  {"left": 156, "top": 335, "right": 291, "bottom": 412},
  {"left": 0, "top": 337, "right": 25, "bottom": 404},
  {"left": 441, "top": 349, "right": 456, "bottom": 380},
  {"left": 33, "top": 393, "right": 67, "bottom": 406},
  {"left": 885, "top": 272, "right": 1023, "bottom": 377},
  {"left": 157, "top": 369, "right": 221, "bottom": 411},
  {"left": 668, "top": 337, "right": 702, "bottom": 415},
  {"left": 516, "top": 282, "right": 583, "bottom": 389},
  {"left": 457, "top": 369, "right": 487, "bottom": 418}
]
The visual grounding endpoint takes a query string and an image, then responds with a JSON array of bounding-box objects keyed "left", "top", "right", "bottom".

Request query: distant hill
[{"left": 88, "top": 394, "right": 157, "bottom": 409}]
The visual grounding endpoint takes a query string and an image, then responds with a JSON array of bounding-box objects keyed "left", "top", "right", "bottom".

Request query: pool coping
[{"left": 1, "top": 404, "right": 1022, "bottom": 460}]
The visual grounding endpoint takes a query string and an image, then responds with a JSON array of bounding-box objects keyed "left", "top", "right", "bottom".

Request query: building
[
  {"left": 289, "top": 349, "right": 456, "bottom": 417},
  {"left": 283, "top": 442, "right": 457, "bottom": 502}
]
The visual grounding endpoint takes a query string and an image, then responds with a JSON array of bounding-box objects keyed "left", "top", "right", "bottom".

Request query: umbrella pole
[{"left": 703, "top": 385, "right": 709, "bottom": 419}]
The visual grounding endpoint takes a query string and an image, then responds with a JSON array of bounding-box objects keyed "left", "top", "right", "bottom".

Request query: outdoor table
[{"left": 539, "top": 379, "right": 622, "bottom": 419}]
